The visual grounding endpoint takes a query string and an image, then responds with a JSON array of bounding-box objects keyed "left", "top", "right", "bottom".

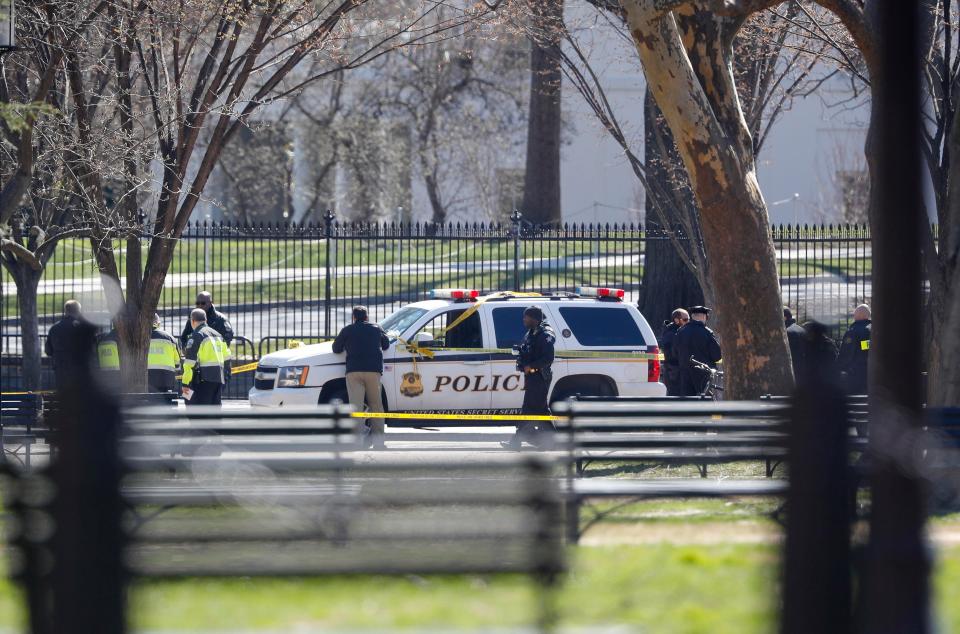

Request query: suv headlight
[{"left": 277, "top": 365, "right": 310, "bottom": 387}]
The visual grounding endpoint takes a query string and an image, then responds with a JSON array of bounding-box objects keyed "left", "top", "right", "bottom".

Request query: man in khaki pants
[{"left": 332, "top": 306, "right": 391, "bottom": 449}]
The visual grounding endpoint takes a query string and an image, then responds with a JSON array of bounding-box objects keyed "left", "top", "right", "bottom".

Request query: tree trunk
[
  {"left": 12, "top": 265, "right": 43, "bottom": 391},
  {"left": 520, "top": 0, "right": 563, "bottom": 225},
  {"left": 625, "top": 5, "right": 793, "bottom": 398},
  {"left": 639, "top": 88, "right": 705, "bottom": 326}
]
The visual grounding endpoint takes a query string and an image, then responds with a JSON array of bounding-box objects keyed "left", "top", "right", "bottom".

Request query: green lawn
[{"left": 2, "top": 543, "right": 956, "bottom": 632}]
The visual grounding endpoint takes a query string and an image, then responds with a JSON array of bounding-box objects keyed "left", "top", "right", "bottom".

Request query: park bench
[
  {"left": 1, "top": 393, "right": 47, "bottom": 469},
  {"left": 553, "top": 399, "right": 797, "bottom": 542},
  {"left": 562, "top": 397, "right": 793, "bottom": 477},
  {"left": 119, "top": 406, "right": 564, "bottom": 632}
]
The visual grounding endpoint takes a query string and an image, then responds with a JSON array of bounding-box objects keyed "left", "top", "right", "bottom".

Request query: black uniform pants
[
  {"left": 186, "top": 381, "right": 223, "bottom": 406},
  {"left": 148, "top": 369, "right": 177, "bottom": 393},
  {"left": 517, "top": 371, "right": 552, "bottom": 439},
  {"left": 679, "top": 366, "right": 709, "bottom": 397},
  {"left": 663, "top": 363, "right": 681, "bottom": 396}
]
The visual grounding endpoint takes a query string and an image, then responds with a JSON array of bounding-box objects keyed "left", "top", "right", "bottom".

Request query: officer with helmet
[
  {"left": 502, "top": 306, "right": 556, "bottom": 450},
  {"left": 181, "top": 308, "right": 231, "bottom": 405}
]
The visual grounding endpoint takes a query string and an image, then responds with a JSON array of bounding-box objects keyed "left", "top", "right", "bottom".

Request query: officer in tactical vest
[
  {"left": 502, "top": 306, "right": 556, "bottom": 450},
  {"left": 148, "top": 314, "right": 182, "bottom": 393},
  {"left": 96, "top": 323, "right": 122, "bottom": 389},
  {"left": 838, "top": 303, "right": 871, "bottom": 394},
  {"left": 181, "top": 308, "right": 230, "bottom": 405},
  {"left": 675, "top": 305, "right": 722, "bottom": 396}
]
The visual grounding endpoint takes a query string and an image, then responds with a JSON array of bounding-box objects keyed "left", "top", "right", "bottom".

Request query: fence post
[
  {"left": 511, "top": 209, "right": 522, "bottom": 292},
  {"left": 324, "top": 210, "right": 335, "bottom": 339}
]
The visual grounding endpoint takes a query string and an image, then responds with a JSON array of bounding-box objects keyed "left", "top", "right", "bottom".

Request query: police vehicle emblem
[{"left": 401, "top": 372, "right": 424, "bottom": 397}]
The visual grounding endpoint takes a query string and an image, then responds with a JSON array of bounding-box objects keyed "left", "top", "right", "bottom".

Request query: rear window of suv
[
  {"left": 491, "top": 307, "right": 529, "bottom": 348},
  {"left": 558, "top": 307, "right": 645, "bottom": 347}
]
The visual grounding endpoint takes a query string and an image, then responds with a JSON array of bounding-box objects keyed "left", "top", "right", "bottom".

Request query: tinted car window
[
  {"left": 491, "top": 307, "right": 529, "bottom": 348},
  {"left": 559, "top": 307, "right": 645, "bottom": 346}
]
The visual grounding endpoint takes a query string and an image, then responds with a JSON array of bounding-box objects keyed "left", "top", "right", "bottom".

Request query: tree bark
[
  {"left": 625, "top": 2, "right": 793, "bottom": 397},
  {"left": 521, "top": 0, "right": 564, "bottom": 225},
  {"left": 639, "top": 90, "right": 705, "bottom": 326},
  {"left": 11, "top": 265, "right": 43, "bottom": 391}
]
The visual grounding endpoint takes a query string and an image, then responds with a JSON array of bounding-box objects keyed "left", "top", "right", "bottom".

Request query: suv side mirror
[{"left": 415, "top": 331, "right": 435, "bottom": 345}]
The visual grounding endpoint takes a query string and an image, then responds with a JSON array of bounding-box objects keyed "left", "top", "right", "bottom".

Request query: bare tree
[{"left": 31, "top": 0, "right": 499, "bottom": 390}]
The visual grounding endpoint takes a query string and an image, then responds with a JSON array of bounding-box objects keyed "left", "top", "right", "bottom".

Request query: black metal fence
[{"left": 1, "top": 218, "right": 874, "bottom": 394}]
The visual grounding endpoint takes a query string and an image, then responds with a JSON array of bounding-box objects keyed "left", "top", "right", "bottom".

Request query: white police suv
[{"left": 249, "top": 288, "right": 666, "bottom": 411}]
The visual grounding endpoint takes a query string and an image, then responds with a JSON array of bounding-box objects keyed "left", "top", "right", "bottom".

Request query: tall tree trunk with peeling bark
[
  {"left": 624, "top": 2, "right": 793, "bottom": 397},
  {"left": 639, "top": 89, "right": 705, "bottom": 327},
  {"left": 521, "top": 0, "right": 563, "bottom": 225}
]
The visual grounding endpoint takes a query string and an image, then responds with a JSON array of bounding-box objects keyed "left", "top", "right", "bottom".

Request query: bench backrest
[{"left": 0, "top": 393, "right": 43, "bottom": 425}]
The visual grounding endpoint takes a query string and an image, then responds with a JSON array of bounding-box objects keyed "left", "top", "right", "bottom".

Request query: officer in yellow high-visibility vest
[
  {"left": 148, "top": 314, "right": 182, "bottom": 393},
  {"left": 96, "top": 325, "right": 122, "bottom": 388},
  {"left": 181, "top": 308, "right": 230, "bottom": 405}
]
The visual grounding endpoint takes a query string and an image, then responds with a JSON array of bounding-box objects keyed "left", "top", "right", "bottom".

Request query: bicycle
[{"left": 689, "top": 357, "right": 724, "bottom": 400}]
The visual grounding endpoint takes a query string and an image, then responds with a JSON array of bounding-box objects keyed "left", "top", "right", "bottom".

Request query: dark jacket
[
  {"left": 660, "top": 321, "right": 682, "bottom": 390},
  {"left": 785, "top": 319, "right": 807, "bottom": 379},
  {"left": 517, "top": 322, "right": 556, "bottom": 381},
  {"left": 332, "top": 321, "right": 390, "bottom": 374},
  {"left": 801, "top": 323, "right": 839, "bottom": 383},
  {"left": 46, "top": 317, "right": 83, "bottom": 370},
  {"left": 675, "top": 320, "right": 722, "bottom": 396},
  {"left": 838, "top": 319, "right": 871, "bottom": 394},
  {"left": 181, "top": 304, "right": 234, "bottom": 347},
  {"left": 46, "top": 316, "right": 92, "bottom": 388}
]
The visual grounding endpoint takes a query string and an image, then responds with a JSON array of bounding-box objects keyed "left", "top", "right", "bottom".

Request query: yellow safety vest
[
  {"left": 182, "top": 327, "right": 231, "bottom": 385},
  {"left": 97, "top": 333, "right": 121, "bottom": 371},
  {"left": 148, "top": 331, "right": 181, "bottom": 372}
]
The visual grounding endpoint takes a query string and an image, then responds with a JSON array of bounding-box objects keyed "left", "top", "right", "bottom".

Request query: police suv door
[
  {"left": 393, "top": 307, "right": 492, "bottom": 411},
  {"left": 483, "top": 304, "right": 568, "bottom": 411}
]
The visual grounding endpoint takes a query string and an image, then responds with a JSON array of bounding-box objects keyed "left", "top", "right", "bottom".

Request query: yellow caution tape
[
  {"left": 1, "top": 390, "right": 56, "bottom": 396},
  {"left": 349, "top": 411, "right": 562, "bottom": 421},
  {"left": 231, "top": 361, "right": 260, "bottom": 374}
]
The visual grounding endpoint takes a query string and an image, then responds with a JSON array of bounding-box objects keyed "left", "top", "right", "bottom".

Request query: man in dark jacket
[
  {"left": 675, "top": 305, "right": 722, "bottom": 396},
  {"left": 502, "top": 306, "right": 556, "bottom": 450},
  {"left": 660, "top": 308, "right": 689, "bottom": 396},
  {"left": 838, "top": 304, "right": 871, "bottom": 394},
  {"left": 784, "top": 306, "right": 807, "bottom": 379},
  {"left": 45, "top": 299, "right": 91, "bottom": 390},
  {"left": 332, "top": 306, "right": 391, "bottom": 449},
  {"left": 181, "top": 291, "right": 234, "bottom": 347}
]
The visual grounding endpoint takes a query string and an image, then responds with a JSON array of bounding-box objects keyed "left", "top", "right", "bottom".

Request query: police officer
[
  {"left": 181, "top": 291, "right": 234, "bottom": 347},
  {"left": 675, "top": 305, "right": 722, "bottom": 396},
  {"left": 784, "top": 306, "right": 806, "bottom": 379},
  {"left": 659, "top": 308, "right": 689, "bottom": 396},
  {"left": 45, "top": 299, "right": 91, "bottom": 390},
  {"left": 148, "top": 314, "right": 182, "bottom": 393},
  {"left": 502, "top": 306, "right": 555, "bottom": 450},
  {"left": 96, "top": 322, "right": 122, "bottom": 389},
  {"left": 181, "top": 308, "right": 230, "bottom": 405},
  {"left": 837, "top": 303, "right": 871, "bottom": 394}
]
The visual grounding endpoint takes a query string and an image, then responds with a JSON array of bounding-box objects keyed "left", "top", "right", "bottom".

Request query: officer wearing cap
[
  {"left": 502, "top": 306, "right": 556, "bottom": 450},
  {"left": 181, "top": 308, "right": 231, "bottom": 405},
  {"left": 148, "top": 314, "right": 182, "bottom": 393},
  {"left": 675, "top": 305, "right": 722, "bottom": 396}
]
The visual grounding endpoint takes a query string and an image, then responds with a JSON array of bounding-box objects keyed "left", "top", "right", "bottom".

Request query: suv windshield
[{"left": 379, "top": 306, "right": 428, "bottom": 338}]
